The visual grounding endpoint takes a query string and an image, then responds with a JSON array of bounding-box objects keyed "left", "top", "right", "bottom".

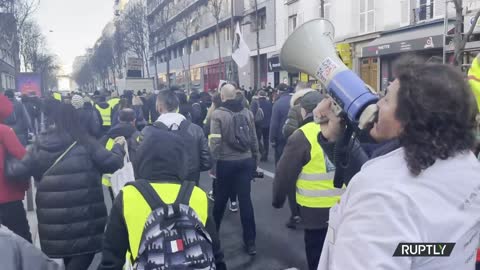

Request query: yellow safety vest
[
  {"left": 468, "top": 56, "right": 480, "bottom": 112},
  {"left": 101, "top": 138, "right": 115, "bottom": 187},
  {"left": 122, "top": 182, "right": 208, "bottom": 260},
  {"left": 107, "top": 97, "right": 120, "bottom": 108},
  {"left": 296, "top": 122, "right": 344, "bottom": 208},
  {"left": 53, "top": 92, "right": 62, "bottom": 101},
  {"left": 95, "top": 104, "right": 112, "bottom": 126}
]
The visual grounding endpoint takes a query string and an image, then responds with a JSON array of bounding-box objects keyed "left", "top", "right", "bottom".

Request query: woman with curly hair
[{"left": 316, "top": 64, "right": 480, "bottom": 270}]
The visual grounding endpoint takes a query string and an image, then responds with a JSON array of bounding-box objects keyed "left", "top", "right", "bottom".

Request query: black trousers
[
  {"left": 213, "top": 158, "right": 256, "bottom": 244},
  {"left": 304, "top": 228, "right": 328, "bottom": 270},
  {"left": 0, "top": 200, "right": 32, "bottom": 243},
  {"left": 256, "top": 126, "right": 270, "bottom": 159},
  {"left": 63, "top": 253, "right": 95, "bottom": 270},
  {"left": 211, "top": 176, "right": 237, "bottom": 202}
]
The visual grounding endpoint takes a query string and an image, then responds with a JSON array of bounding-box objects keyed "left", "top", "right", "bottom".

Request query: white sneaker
[
  {"left": 229, "top": 201, "right": 239, "bottom": 212},
  {"left": 207, "top": 190, "right": 214, "bottom": 201}
]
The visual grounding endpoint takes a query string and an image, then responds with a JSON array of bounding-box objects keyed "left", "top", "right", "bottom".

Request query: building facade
[{"left": 0, "top": 1, "right": 17, "bottom": 92}]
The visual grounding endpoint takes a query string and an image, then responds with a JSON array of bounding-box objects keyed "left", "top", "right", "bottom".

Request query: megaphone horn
[{"left": 280, "top": 19, "right": 378, "bottom": 129}]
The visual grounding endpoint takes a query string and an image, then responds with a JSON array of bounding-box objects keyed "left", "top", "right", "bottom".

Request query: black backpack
[
  {"left": 153, "top": 120, "right": 196, "bottom": 172},
  {"left": 220, "top": 108, "right": 252, "bottom": 153},
  {"left": 127, "top": 180, "right": 215, "bottom": 270}
]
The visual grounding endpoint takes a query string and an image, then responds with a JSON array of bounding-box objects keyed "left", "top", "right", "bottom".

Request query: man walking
[
  {"left": 272, "top": 91, "right": 344, "bottom": 270},
  {"left": 143, "top": 89, "right": 211, "bottom": 185},
  {"left": 209, "top": 83, "right": 260, "bottom": 255}
]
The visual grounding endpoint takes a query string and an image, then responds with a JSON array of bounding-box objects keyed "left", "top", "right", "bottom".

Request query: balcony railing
[{"left": 413, "top": 4, "right": 434, "bottom": 23}]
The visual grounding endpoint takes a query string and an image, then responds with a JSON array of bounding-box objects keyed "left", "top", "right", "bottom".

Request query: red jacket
[{"left": 0, "top": 124, "right": 28, "bottom": 204}]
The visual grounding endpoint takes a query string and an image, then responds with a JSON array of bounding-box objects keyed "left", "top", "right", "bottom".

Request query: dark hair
[
  {"left": 119, "top": 108, "right": 136, "bottom": 122},
  {"left": 212, "top": 93, "right": 222, "bottom": 109},
  {"left": 157, "top": 89, "right": 180, "bottom": 112},
  {"left": 44, "top": 100, "right": 90, "bottom": 144},
  {"left": 392, "top": 54, "right": 428, "bottom": 78},
  {"left": 4, "top": 90, "right": 14, "bottom": 99},
  {"left": 395, "top": 64, "right": 477, "bottom": 175},
  {"left": 118, "top": 98, "right": 131, "bottom": 110}
]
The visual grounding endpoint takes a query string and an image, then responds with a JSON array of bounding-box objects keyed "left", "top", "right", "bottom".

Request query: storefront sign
[
  {"left": 267, "top": 56, "right": 282, "bottom": 72},
  {"left": 362, "top": 35, "right": 443, "bottom": 57}
]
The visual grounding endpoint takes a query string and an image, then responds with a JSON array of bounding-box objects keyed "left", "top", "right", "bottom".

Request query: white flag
[{"left": 232, "top": 23, "right": 250, "bottom": 68}]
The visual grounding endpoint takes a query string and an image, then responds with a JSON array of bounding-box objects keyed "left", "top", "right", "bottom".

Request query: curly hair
[{"left": 395, "top": 64, "right": 478, "bottom": 175}]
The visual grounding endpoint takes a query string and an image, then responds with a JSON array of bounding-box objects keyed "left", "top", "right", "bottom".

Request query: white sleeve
[{"left": 328, "top": 174, "right": 418, "bottom": 270}]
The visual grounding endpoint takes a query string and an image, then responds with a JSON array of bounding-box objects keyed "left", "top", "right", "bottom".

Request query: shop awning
[{"left": 362, "top": 22, "right": 453, "bottom": 57}]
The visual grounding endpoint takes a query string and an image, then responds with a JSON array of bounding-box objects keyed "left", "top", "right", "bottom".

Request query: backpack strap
[
  {"left": 174, "top": 180, "right": 195, "bottom": 205},
  {"left": 128, "top": 179, "right": 166, "bottom": 210}
]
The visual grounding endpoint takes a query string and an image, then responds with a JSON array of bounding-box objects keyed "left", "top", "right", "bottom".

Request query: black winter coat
[
  {"left": 78, "top": 105, "right": 102, "bottom": 138},
  {"left": 9, "top": 129, "right": 124, "bottom": 257},
  {"left": 142, "top": 120, "right": 211, "bottom": 184}
]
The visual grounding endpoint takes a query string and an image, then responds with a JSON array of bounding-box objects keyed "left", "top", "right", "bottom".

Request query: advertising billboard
[{"left": 16, "top": 73, "right": 42, "bottom": 96}]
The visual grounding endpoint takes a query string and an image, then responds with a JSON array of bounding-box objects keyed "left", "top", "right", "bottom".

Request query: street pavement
[{"left": 25, "top": 153, "right": 309, "bottom": 270}]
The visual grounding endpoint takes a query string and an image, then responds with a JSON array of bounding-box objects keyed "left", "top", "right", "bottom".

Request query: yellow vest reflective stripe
[
  {"left": 122, "top": 183, "right": 208, "bottom": 260},
  {"left": 468, "top": 56, "right": 480, "bottom": 112},
  {"left": 296, "top": 122, "right": 344, "bottom": 208},
  {"left": 95, "top": 105, "right": 112, "bottom": 126},
  {"left": 53, "top": 93, "right": 62, "bottom": 101},
  {"left": 102, "top": 139, "right": 115, "bottom": 187}
]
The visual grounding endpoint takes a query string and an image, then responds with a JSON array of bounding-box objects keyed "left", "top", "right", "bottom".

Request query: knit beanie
[{"left": 71, "top": 94, "right": 85, "bottom": 109}]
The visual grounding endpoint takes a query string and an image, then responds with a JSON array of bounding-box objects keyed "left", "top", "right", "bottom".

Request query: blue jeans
[{"left": 213, "top": 158, "right": 256, "bottom": 245}]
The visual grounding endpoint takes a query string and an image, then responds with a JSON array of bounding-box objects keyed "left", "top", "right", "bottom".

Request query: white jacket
[{"left": 318, "top": 148, "right": 480, "bottom": 270}]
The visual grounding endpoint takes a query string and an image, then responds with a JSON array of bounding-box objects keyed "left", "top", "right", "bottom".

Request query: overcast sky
[{"left": 35, "top": 0, "right": 114, "bottom": 75}]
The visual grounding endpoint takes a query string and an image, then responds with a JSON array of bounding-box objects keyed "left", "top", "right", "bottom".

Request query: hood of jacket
[
  {"left": 156, "top": 112, "right": 186, "bottom": 130},
  {"left": 221, "top": 99, "right": 244, "bottom": 113},
  {"left": 290, "top": 89, "right": 315, "bottom": 107},
  {"left": 96, "top": 102, "right": 110, "bottom": 109},
  {"left": 35, "top": 128, "right": 75, "bottom": 153},
  {"left": 106, "top": 122, "right": 138, "bottom": 139}
]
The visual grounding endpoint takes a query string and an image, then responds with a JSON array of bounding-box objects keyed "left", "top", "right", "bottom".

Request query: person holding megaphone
[{"left": 314, "top": 63, "right": 480, "bottom": 270}]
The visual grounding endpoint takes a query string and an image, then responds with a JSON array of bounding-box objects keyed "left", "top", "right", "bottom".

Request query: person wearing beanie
[
  {"left": 272, "top": 91, "right": 344, "bottom": 270},
  {"left": 73, "top": 94, "right": 102, "bottom": 138},
  {"left": 70, "top": 94, "right": 84, "bottom": 110},
  {"left": 0, "top": 95, "right": 31, "bottom": 242}
]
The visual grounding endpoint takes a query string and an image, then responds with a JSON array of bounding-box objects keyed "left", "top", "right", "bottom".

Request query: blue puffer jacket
[{"left": 269, "top": 92, "right": 292, "bottom": 145}]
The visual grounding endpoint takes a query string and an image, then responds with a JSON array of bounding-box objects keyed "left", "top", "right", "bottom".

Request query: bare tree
[
  {"left": 123, "top": 1, "right": 150, "bottom": 77},
  {"left": 148, "top": 3, "right": 173, "bottom": 87},
  {"left": 0, "top": 0, "right": 39, "bottom": 70},
  {"left": 452, "top": 0, "right": 480, "bottom": 65},
  {"left": 175, "top": 1, "right": 201, "bottom": 93},
  {"left": 113, "top": 19, "right": 127, "bottom": 79},
  {"left": 18, "top": 20, "right": 44, "bottom": 72},
  {"left": 208, "top": 0, "right": 225, "bottom": 79}
]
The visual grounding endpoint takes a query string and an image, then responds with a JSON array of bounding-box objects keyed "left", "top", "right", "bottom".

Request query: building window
[
  {"left": 259, "top": 11, "right": 266, "bottom": 30},
  {"left": 322, "top": 0, "right": 331, "bottom": 20},
  {"left": 179, "top": 46, "right": 183, "bottom": 57},
  {"left": 288, "top": 14, "right": 297, "bottom": 34},
  {"left": 416, "top": 0, "right": 434, "bottom": 22},
  {"left": 194, "top": 39, "right": 200, "bottom": 51},
  {"left": 224, "top": 27, "right": 231, "bottom": 41},
  {"left": 204, "top": 35, "right": 209, "bottom": 48},
  {"left": 360, "top": 0, "right": 375, "bottom": 33}
]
